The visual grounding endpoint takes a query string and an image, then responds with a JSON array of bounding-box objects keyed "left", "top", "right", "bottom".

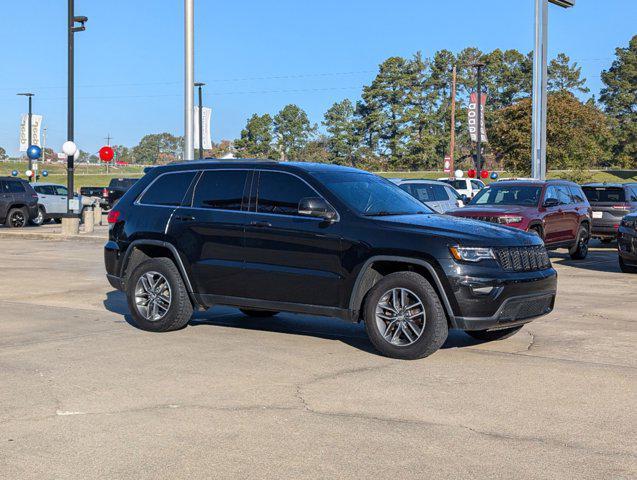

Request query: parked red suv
[{"left": 448, "top": 180, "right": 592, "bottom": 259}]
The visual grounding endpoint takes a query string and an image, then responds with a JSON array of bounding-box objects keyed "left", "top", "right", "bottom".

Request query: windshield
[
  {"left": 439, "top": 179, "right": 466, "bottom": 190},
  {"left": 471, "top": 185, "right": 542, "bottom": 206},
  {"left": 315, "top": 172, "right": 432, "bottom": 216}
]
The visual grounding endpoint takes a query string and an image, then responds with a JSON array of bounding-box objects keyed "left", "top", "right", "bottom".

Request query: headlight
[
  {"left": 449, "top": 246, "right": 495, "bottom": 262},
  {"left": 496, "top": 216, "right": 523, "bottom": 224}
]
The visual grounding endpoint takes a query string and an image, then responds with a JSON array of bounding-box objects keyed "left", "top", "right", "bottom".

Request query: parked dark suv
[
  {"left": 0, "top": 177, "right": 39, "bottom": 228},
  {"left": 582, "top": 183, "right": 637, "bottom": 242},
  {"left": 449, "top": 180, "right": 592, "bottom": 260},
  {"left": 104, "top": 161, "right": 557, "bottom": 360}
]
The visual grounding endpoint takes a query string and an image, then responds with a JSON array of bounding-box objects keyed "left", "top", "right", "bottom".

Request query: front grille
[
  {"left": 499, "top": 294, "right": 554, "bottom": 322},
  {"left": 474, "top": 216, "right": 499, "bottom": 223},
  {"left": 495, "top": 246, "right": 551, "bottom": 272}
]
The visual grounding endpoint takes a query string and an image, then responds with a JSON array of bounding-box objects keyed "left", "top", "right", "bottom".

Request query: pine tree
[{"left": 234, "top": 113, "right": 275, "bottom": 159}]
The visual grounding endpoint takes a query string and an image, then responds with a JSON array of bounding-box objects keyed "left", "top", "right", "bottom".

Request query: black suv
[
  {"left": 105, "top": 161, "right": 557, "bottom": 360},
  {"left": 0, "top": 177, "right": 39, "bottom": 228}
]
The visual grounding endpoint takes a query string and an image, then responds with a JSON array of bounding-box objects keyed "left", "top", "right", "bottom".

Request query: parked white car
[
  {"left": 389, "top": 179, "right": 465, "bottom": 213},
  {"left": 31, "top": 182, "right": 86, "bottom": 225},
  {"left": 437, "top": 177, "right": 485, "bottom": 199}
]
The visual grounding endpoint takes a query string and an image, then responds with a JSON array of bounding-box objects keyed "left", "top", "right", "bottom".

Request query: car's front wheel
[
  {"left": 364, "top": 272, "right": 448, "bottom": 360},
  {"left": 619, "top": 256, "right": 637, "bottom": 274},
  {"left": 569, "top": 225, "right": 590, "bottom": 260},
  {"left": 126, "top": 257, "right": 193, "bottom": 332},
  {"left": 466, "top": 326, "right": 523, "bottom": 342}
]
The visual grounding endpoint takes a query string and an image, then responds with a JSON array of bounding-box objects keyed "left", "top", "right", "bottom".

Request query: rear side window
[
  {"left": 193, "top": 170, "right": 249, "bottom": 211},
  {"left": 582, "top": 187, "right": 626, "bottom": 203},
  {"left": 141, "top": 171, "right": 196, "bottom": 206},
  {"left": 568, "top": 186, "right": 586, "bottom": 203},
  {"left": 7, "top": 181, "right": 25, "bottom": 193},
  {"left": 256, "top": 171, "right": 316, "bottom": 215}
]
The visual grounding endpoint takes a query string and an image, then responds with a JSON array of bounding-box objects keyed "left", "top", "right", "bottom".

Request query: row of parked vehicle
[
  {"left": 392, "top": 176, "right": 637, "bottom": 273},
  {"left": 0, "top": 176, "right": 139, "bottom": 227}
]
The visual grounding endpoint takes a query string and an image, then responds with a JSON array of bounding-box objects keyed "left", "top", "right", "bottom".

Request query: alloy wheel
[
  {"left": 9, "top": 210, "right": 26, "bottom": 228},
  {"left": 375, "top": 287, "right": 426, "bottom": 347},
  {"left": 134, "top": 271, "right": 172, "bottom": 321}
]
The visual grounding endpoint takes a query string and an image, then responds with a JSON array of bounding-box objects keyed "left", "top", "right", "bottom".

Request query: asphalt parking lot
[{"left": 1, "top": 238, "right": 635, "bottom": 479}]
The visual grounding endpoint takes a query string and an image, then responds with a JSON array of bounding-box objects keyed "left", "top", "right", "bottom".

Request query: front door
[
  {"left": 169, "top": 169, "right": 253, "bottom": 298},
  {"left": 242, "top": 170, "right": 344, "bottom": 307},
  {"left": 542, "top": 185, "right": 567, "bottom": 243}
]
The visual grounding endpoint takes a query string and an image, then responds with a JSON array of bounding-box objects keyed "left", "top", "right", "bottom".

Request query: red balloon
[
  {"left": 480, "top": 170, "right": 489, "bottom": 179},
  {"left": 467, "top": 169, "right": 476, "bottom": 178},
  {"left": 99, "top": 146, "right": 114, "bottom": 162}
]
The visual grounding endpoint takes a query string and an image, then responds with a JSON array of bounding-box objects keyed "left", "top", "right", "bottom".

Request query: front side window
[
  {"left": 544, "top": 186, "right": 560, "bottom": 204},
  {"left": 431, "top": 184, "right": 449, "bottom": 201},
  {"left": 192, "top": 170, "right": 249, "bottom": 211},
  {"left": 472, "top": 185, "right": 542, "bottom": 206},
  {"left": 470, "top": 180, "right": 484, "bottom": 190},
  {"left": 315, "top": 172, "right": 432, "bottom": 216},
  {"left": 140, "top": 171, "right": 196, "bottom": 206},
  {"left": 557, "top": 186, "right": 573, "bottom": 205},
  {"left": 256, "top": 171, "right": 316, "bottom": 215},
  {"left": 403, "top": 184, "right": 435, "bottom": 203}
]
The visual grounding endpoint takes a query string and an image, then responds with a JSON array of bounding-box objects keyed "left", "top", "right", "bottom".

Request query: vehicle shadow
[
  {"left": 103, "top": 290, "right": 480, "bottom": 356},
  {"left": 548, "top": 240, "right": 621, "bottom": 273}
]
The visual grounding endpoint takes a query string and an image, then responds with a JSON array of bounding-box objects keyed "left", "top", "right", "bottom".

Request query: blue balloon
[
  {"left": 11, "top": 170, "right": 18, "bottom": 177},
  {"left": 42, "top": 170, "right": 49, "bottom": 177},
  {"left": 490, "top": 172, "right": 499, "bottom": 180},
  {"left": 27, "top": 145, "right": 42, "bottom": 160}
]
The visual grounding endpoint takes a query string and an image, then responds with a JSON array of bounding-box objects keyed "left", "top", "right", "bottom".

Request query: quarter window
[
  {"left": 192, "top": 170, "right": 249, "bottom": 211},
  {"left": 141, "top": 172, "right": 196, "bottom": 206},
  {"left": 256, "top": 171, "right": 316, "bottom": 215}
]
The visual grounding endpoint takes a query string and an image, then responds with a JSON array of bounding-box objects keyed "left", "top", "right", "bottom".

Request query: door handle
[
  {"left": 175, "top": 215, "right": 195, "bottom": 222},
  {"left": 250, "top": 221, "right": 272, "bottom": 228}
]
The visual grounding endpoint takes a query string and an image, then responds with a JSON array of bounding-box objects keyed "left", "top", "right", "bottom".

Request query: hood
[
  {"left": 447, "top": 205, "right": 532, "bottom": 216},
  {"left": 373, "top": 213, "right": 541, "bottom": 247}
]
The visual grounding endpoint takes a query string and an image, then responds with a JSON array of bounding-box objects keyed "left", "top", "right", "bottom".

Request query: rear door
[
  {"left": 556, "top": 185, "right": 579, "bottom": 240},
  {"left": 242, "top": 170, "right": 344, "bottom": 307},
  {"left": 169, "top": 169, "right": 252, "bottom": 298}
]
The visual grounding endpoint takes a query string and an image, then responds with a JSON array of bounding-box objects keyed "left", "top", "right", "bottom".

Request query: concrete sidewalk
[{"left": 0, "top": 222, "right": 108, "bottom": 243}]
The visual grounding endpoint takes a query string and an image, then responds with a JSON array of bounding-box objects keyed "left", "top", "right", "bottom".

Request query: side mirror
[
  {"left": 460, "top": 194, "right": 469, "bottom": 204},
  {"left": 298, "top": 197, "right": 337, "bottom": 221},
  {"left": 543, "top": 197, "right": 559, "bottom": 208}
]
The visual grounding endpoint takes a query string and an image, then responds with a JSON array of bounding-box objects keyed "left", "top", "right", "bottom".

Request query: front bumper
[{"left": 439, "top": 259, "right": 558, "bottom": 331}]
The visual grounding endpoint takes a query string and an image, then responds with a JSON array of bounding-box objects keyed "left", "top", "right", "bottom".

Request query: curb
[{"left": 0, "top": 231, "right": 106, "bottom": 244}]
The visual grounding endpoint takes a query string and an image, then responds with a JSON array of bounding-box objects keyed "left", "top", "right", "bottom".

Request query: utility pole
[
  {"left": 184, "top": 0, "right": 195, "bottom": 161},
  {"left": 17, "top": 93, "right": 34, "bottom": 179},
  {"left": 194, "top": 82, "right": 205, "bottom": 159},
  {"left": 448, "top": 65, "right": 457, "bottom": 178},
  {"left": 105, "top": 133, "right": 112, "bottom": 173},
  {"left": 472, "top": 62, "right": 486, "bottom": 172}
]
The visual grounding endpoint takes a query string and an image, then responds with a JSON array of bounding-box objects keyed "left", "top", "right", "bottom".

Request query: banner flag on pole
[
  {"left": 194, "top": 107, "right": 212, "bottom": 150},
  {"left": 467, "top": 93, "right": 487, "bottom": 143},
  {"left": 19, "top": 114, "right": 43, "bottom": 151}
]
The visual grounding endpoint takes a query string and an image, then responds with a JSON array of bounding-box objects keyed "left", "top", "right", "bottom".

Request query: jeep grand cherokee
[{"left": 104, "top": 161, "right": 557, "bottom": 360}]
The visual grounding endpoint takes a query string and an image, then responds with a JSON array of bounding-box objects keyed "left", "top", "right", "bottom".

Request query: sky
[{"left": 0, "top": 0, "right": 635, "bottom": 157}]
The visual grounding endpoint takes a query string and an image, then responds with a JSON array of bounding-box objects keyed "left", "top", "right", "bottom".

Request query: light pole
[
  {"left": 17, "top": 93, "right": 35, "bottom": 178},
  {"left": 472, "top": 62, "right": 485, "bottom": 172},
  {"left": 194, "top": 82, "right": 205, "bottom": 159},
  {"left": 531, "top": 0, "right": 575, "bottom": 179},
  {"left": 184, "top": 0, "right": 195, "bottom": 161}
]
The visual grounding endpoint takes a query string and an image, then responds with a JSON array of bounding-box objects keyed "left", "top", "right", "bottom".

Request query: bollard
[
  {"left": 93, "top": 204, "right": 102, "bottom": 226},
  {"left": 61, "top": 217, "right": 80, "bottom": 235},
  {"left": 83, "top": 208, "right": 94, "bottom": 234}
]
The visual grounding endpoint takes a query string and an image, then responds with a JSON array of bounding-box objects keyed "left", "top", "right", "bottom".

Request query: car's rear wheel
[
  {"left": 6, "top": 207, "right": 28, "bottom": 228},
  {"left": 466, "top": 326, "right": 523, "bottom": 342},
  {"left": 619, "top": 256, "right": 637, "bottom": 274},
  {"left": 126, "top": 257, "right": 193, "bottom": 332},
  {"left": 364, "top": 272, "right": 448, "bottom": 360},
  {"left": 239, "top": 309, "right": 279, "bottom": 317},
  {"left": 29, "top": 207, "right": 45, "bottom": 226},
  {"left": 569, "top": 225, "right": 590, "bottom": 260}
]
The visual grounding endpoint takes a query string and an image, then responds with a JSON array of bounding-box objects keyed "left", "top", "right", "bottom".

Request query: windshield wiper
[{"left": 363, "top": 211, "right": 428, "bottom": 217}]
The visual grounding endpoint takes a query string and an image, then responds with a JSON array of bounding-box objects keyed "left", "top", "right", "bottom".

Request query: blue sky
[{"left": 0, "top": 0, "right": 635, "bottom": 156}]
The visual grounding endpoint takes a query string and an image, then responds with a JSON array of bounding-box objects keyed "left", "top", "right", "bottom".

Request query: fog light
[{"left": 472, "top": 286, "right": 494, "bottom": 295}]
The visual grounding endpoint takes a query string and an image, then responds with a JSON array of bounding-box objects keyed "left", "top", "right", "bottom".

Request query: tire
[
  {"left": 239, "top": 309, "right": 279, "bottom": 318},
  {"left": 126, "top": 257, "right": 193, "bottom": 332},
  {"left": 466, "top": 326, "right": 523, "bottom": 342},
  {"left": 529, "top": 225, "right": 544, "bottom": 240},
  {"left": 6, "top": 207, "right": 28, "bottom": 228},
  {"left": 619, "top": 256, "right": 637, "bottom": 274},
  {"left": 29, "top": 207, "right": 45, "bottom": 226},
  {"left": 53, "top": 218, "right": 62, "bottom": 224},
  {"left": 569, "top": 225, "right": 590, "bottom": 260},
  {"left": 363, "top": 271, "right": 448, "bottom": 360}
]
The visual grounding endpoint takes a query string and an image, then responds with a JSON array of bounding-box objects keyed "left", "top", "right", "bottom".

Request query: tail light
[
  {"left": 612, "top": 204, "right": 630, "bottom": 210},
  {"left": 107, "top": 210, "right": 120, "bottom": 224},
  {"left": 103, "top": 188, "right": 109, "bottom": 198},
  {"left": 31, "top": 193, "right": 38, "bottom": 199}
]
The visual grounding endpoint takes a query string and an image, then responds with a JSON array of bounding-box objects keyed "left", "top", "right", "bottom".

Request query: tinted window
[
  {"left": 256, "top": 171, "right": 316, "bottom": 215},
  {"left": 431, "top": 184, "right": 449, "bottom": 201},
  {"left": 472, "top": 185, "right": 542, "bottom": 206},
  {"left": 556, "top": 186, "right": 573, "bottom": 205},
  {"left": 141, "top": 171, "right": 196, "bottom": 206},
  {"left": 440, "top": 179, "right": 466, "bottom": 190},
  {"left": 34, "top": 185, "right": 55, "bottom": 195},
  {"left": 316, "top": 172, "right": 432, "bottom": 216},
  {"left": 582, "top": 187, "right": 626, "bottom": 203},
  {"left": 403, "top": 184, "right": 435, "bottom": 203},
  {"left": 53, "top": 186, "right": 68, "bottom": 196},
  {"left": 110, "top": 178, "right": 138, "bottom": 189},
  {"left": 7, "top": 181, "right": 25, "bottom": 193},
  {"left": 193, "top": 170, "right": 248, "bottom": 210}
]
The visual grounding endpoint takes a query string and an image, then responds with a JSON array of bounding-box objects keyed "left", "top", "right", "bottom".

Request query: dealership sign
[
  {"left": 19, "top": 114, "right": 43, "bottom": 151},
  {"left": 467, "top": 92, "right": 487, "bottom": 143}
]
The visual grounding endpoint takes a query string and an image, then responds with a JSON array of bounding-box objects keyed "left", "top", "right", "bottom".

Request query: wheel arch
[{"left": 349, "top": 256, "right": 455, "bottom": 325}]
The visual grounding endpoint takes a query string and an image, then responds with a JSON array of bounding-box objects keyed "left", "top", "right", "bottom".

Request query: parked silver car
[
  {"left": 389, "top": 179, "right": 465, "bottom": 213},
  {"left": 31, "top": 183, "right": 85, "bottom": 225}
]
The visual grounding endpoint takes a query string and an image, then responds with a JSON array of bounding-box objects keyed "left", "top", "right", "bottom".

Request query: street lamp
[
  {"left": 184, "top": 0, "right": 195, "bottom": 161},
  {"left": 194, "top": 82, "right": 206, "bottom": 159},
  {"left": 17, "top": 93, "right": 35, "bottom": 179},
  {"left": 471, "top": 62, "right": 486, "bottom": 172},
  {"left": 531, "top": 0, "right": 575, "bottom": 179}
]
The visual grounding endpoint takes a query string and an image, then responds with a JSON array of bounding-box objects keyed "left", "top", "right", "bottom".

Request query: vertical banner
[
  {"left": 19, "top": 114, "right": 43, "bottom": 151},
  {"left": 443, "top": 155, "right": 451, "bottom": 174},
  {"left": 467, "top": 93, "right": 487, "bottom": 143},
  {"left": 193, "top": 107, "right": 212, "bottom": 150}
]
